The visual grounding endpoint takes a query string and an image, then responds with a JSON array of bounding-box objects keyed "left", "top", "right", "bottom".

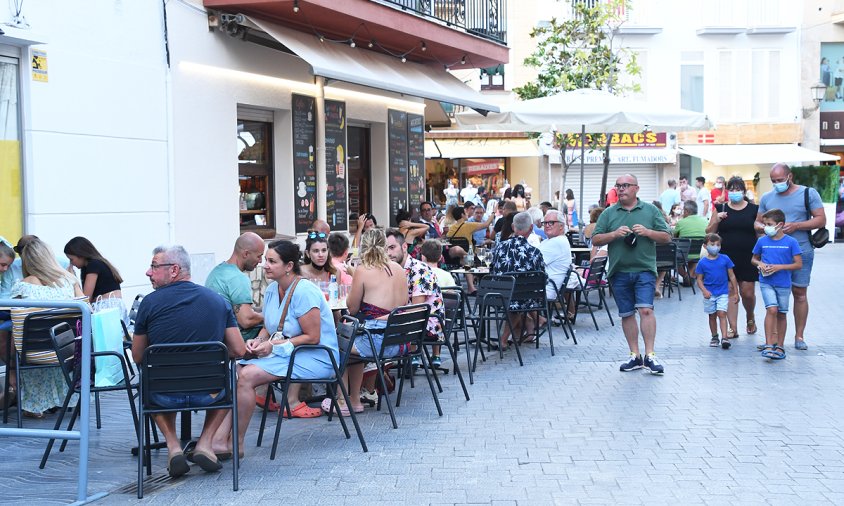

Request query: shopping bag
[
  {"left": 92, "top": 307, "right": 126, "bottom": 387},
  {"left": 92, "top": 295, "right": 129, "bottom": 325}
]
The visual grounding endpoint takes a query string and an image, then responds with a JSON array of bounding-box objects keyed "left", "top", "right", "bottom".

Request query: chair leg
[
  {"left": 39, "top": 388, "right": 74, "bottom": 468},
  {"left": 15, "top": 369, "right": 23, "bottom": 428},
  {"left": 599, "top": 289, "right": 614, "bottom": 326},
  {"left": 324, "top": 383, "right": 351, "bottom": 438},
  {"left": 545, "top": 308, "right": 555, "bottom": 356},
  {"left": 231, "top": 371, "right": 239, "bottom": 492},
  {"left": 395, "top": 360, "right": 407, "bottom": 407},
  {"left": 256, "top": 387, "right": 273, "bottom": 447},
  {"left": 582, "top": 291, "right": 600, "bottom": 331},
  {"left": 137, "top": 413, "right": 145, "bottom": 499},
  {"left": 373, "top": 359, "right": 397, "bottom": 429},
  {"left": 418, "top": 351, "right": 443, "bottom": 416},
  {"left": 269, "top": 379, "right": 289, "bottom": 461},
  {"left": 59, "top": 402, "right": 80, "bottom": 452},
  {"left": 508, "top": 314, "right": 524, "bottom": 367},
  {"left": 95, "top": 391, "right": 102, "bottom": 429},
  {"left": 461, "top": 324, "right": 473, "bottom": 385},
  {"left": 333, "top": 380, "right": 367, "bottom": 452},
  {"left": 144, "top": 417, "right": 152, "bottom": 476},
  {"left": 443, "top": 339, "right": 470, "bottom": 401},
  {"left": 425, "top": 345, "right": 443, "bottom": 394}
]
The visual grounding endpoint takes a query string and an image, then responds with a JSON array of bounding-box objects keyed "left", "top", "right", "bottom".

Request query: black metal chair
[
  {"left": 349, "top": 304, "right": 439, "bottom": 429},
  {"left": 137, "top": 342, "right": 239, "bottom": 499},
  {"left": 424, "top": 300, "right": 471, "bottom": 401},
  {"left": 569, "top": 256, "right": 614, "bottom": 331},
  {"left": 656, "top": 242, "right": 680, "bottom": 300},
  {"left": 547, "top": 272, "right": 577, "bottom": 345},
  {"left": 255, "top": 316, "right": 367, "bottom": 459},
  {"left": 440, "top": 287, "right": 474, "bottom": 385},
  {"left": 673, "top": 238, "right": 693, "bottom": 298},
  {"left": 467, "top": 275, "right": 518, "bottom": 371},
  {"left": 505, "top": 271, "right": 554, "bottom": 357},
  {"left": 684, "top": 237, "right": 706, "bottom": 295},
  {"left": 39, "top": 322, "right": 139, "bottom": 469},
  {"left": 5, "top": 308, "right": 82, "bottom": 426}
]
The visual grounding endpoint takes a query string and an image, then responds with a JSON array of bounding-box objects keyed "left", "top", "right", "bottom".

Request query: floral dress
[
  {"left": 403, "top": 256, "right": 445, "bottom": 341},
  {"left": 10, "top": 277, "right": 77, "bottom": 414},
  {"left": 490, "top": 236, "right": 546, "bottom": 310}
]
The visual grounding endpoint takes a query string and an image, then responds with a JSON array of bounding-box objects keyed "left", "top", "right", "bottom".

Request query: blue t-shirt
[
  {"left": 467, "top": 216, "right": 488, "bottom": 246},
  {"left": 758, "top": 186, "right": 823, "bottom": 252},
  {"left": 695, "top": 253, "right": 735, "bottom": 296},
  {"left": 135, "top": 281, "right": 237, "bottom": 346},
  {"left": 752, "top": 234, "right": 802, "bottom": 288}
]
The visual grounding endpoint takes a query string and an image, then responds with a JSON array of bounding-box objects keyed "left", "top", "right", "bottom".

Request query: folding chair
[
  {"left": 467, "top": 275, "right": 518, "bottom": 371},
  {"left": 656, "top": 242, "right": 680, "bottom": 300},
  {"left": 547, "top": 271, "right": 577, "bottom": 345},
  {"left": 256, "top": 316, "right": 367, "bottom": 459},
  {"left": 440, "top": 287, "right": 474, "bottom": 384},
  {"left": 506, "top": 271, "right": 554, "bottom": 357},
  {"left": 570, "top": 256, "right": 614, "bottom": 331},
  {"left": 137, "top": 342, "right": 239, "bottom": 498}
]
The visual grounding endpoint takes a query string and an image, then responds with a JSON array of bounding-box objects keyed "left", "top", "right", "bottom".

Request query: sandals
[
  {"left": 746, "top": 319, "right": 757, "bottom": 335},
  {"left": 167, "top": 452, "right": 190, "bottom": 478},
  {"left": 761, "top": 345, "right": 786, "bottom": 360},
  {"left": 283, "top": 402, "right": 323, "bottom": 418}
]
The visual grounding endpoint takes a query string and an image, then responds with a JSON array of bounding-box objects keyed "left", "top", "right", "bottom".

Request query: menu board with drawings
[
  {"left": 388, "top": 109, "right": 408, "bottom": 227},
  {"left": 406, "top": 113, "right": 425, "bottom": 213},
  {"left": 292, "top": 94, "right": 317, "bottom": 233},
  {"left": 324, "top": 99, "right": 348, "bottom": 231}
]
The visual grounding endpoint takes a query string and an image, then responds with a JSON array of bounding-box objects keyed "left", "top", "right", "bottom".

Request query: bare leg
[
  {"left": 776, "top": 313, "right": 788, "bottom": 349},
  {"left": 639, "top": 308, "right": 656, "bottom": 355},
  {"left": 212, "top": 365, "right": 279, "bottom": 454},
  {"left": 791, "top": 286, "right": 808, "bottom": 342},
  {"left": 465, "top": 273, "right": 476, "bottom": 293},
  {"left": 654, "top": 274, "right": 664, "bottom": 297},
  {"left": 764, "top": 306, "right": 778, "bottom": 346},
  {"left": 621, "top": 315, "right": 640, "bottom": 355},
  {"left": 726, "top": 290, "right": 739, "bottom": 336},
  {"left": 152, "top": 413, "right": 182, "bottom": 457},
  {"left": 708, "top": 313, "right": 718, "bottom": 336},
  {"left": 346, "top": 362, "right": 365, "bottom": 411},
  {"left": 717, "top": 311, "right": 728, "bottom": 340},
  {"left": 740, "top": 281, "right": 757, "bottom": 332}
]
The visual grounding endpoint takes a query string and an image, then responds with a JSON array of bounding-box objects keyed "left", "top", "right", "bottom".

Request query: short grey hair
[
  {"left": 683, "top": 200, "right": 698, "bottom": 215},
  {"left": 526, "top": 206, "right": 543, "bottom": 224},
  {"left": 153, "top": 245, "right": 191, "bottom": 274},
  {"left": 512, "top": 212, "right": 533, "bottom": 233},
  {"left": 544, "top": 209, "right": 565, "bottom": 223}
]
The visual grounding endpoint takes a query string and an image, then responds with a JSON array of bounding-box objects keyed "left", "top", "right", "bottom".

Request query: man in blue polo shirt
[
  {"left": 132, "top": 245, "right": 246, "bottom": 478},
  {"left": 592, "top": 174, "right": 672, "bottom": 375}
]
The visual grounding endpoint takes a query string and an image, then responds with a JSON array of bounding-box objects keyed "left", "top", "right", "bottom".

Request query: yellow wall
[
  {"left": 509, "top": 157, "right": 541, "bottom": 201},
  {"left": 0, "top": 140, "right": 22, "bottom": 243}
]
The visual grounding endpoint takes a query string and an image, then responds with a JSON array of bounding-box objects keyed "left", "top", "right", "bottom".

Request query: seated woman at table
[
  {"left": 63, "top": 236, "right": 124, "bottom": 312},
  {"left": 212, "top": 240, "right": 338, "bottom": 457},
  {"left": 11, "top": 238, "right": 84, "bottom": 418},
  {"left": 327, "top": 229, "right": 407, "bottom": 415},
  {"left": 300, "top": 230, "right": 348, "bottom": 285},
  {"left": 352, "top": 213, "right": 377, "bottom": 248}
]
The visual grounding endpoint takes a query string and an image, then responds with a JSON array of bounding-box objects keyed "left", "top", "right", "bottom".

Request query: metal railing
[
  {"left": 375, "top": 0, "right": 507, "bottom": 44},
  {"left": 0, "top": 300, "right": 106, "bottom": 505}
]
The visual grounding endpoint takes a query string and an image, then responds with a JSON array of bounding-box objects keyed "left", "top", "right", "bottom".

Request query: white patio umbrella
[{"left": 456, "top": 88, "right": 712, "bottom": 221}]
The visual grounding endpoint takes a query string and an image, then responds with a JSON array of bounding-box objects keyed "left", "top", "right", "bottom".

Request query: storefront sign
[
  {"left": 292, "top": 94, "right": 317, "bottom": 233},
  {"left": 562, "top": 148, "right": 675, "bottom": 165},
  {"left": 407, "top": 113, "right": 425, "bottom": 213},
  {"left": 388, "top": 109, "right": 408, "bottom": 227},
  {"left": 31, "top": 50, "right": 48, "bottom": 82},
  {"left": 325, "top": 99, "right": 348, "bottom": 231},
  {"left": 464, "top": 159, "right": 504, "bottom": 175},
  {"left": 562, "top": 131, "right": 667, "bottom": 148}
]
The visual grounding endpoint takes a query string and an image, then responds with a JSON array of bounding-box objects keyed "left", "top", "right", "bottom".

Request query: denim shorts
[
  {"left": 703, "top": 293, "right": 729, "bottom": 315},
  {"left": 760, "top": 283, "right": 791, "bottom": 313},
  {"left": 791, "top": 248, "right": 814, "bottom": 288},
  {"left": 150, "top": 390, "right": 225, "bottom": 409},
  {"left": 609, "top": 271, "right": 656, "bottom": 318},
  {"left": 353, "top": 320, "right": 401, "bottom": 358}
]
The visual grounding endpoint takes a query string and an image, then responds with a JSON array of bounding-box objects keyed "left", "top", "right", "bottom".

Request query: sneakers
[
  {"left": 643, "top": 353, "right": 664, "bottom": 375},
  {"left": 619, "top": 353, "right": 644, "bottom": 372},
  {"left": 709, "top": 335, "right": 720, "bottom": 347},
  {"left": 411, "top": 356, "right": 422, "bottom": 367},
  {"left": 431, "top": 355, "right": 442, "bottom": 368},
  {"left": 721, "top": 338, "right": 731, "bottom": 350}
]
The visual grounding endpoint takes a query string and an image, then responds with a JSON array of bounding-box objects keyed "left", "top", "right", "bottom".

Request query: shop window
[
  {"left": 237, "top": 119, "right": 274, "bottom": 232},
  {"left": 480, "top": 65, "right": 505, "bottom": 91},
  {"left": 0, "top": 53, "right": 22, "bottom": 240},
  {"left": 680, "top": 64, "right": 704, "bottom": 113}
]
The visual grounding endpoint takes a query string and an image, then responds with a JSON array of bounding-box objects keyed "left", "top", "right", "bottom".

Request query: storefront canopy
[
  {"left": 244, "top": 16, "right": 500, "bottom": 113},
  {"left": 679, "top": 144, "right": 840, "bottom": 165},
  {"left": 425, "top": 138, "right": 540, "bottom": 159}
]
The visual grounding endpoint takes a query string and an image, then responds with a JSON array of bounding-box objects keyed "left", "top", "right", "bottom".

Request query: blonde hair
[
  {"left": 359, "top": 229, "right": 390, "bottom": 269},
  {"left": 21, "top": 239, "right": 74, "bottom": 287}
]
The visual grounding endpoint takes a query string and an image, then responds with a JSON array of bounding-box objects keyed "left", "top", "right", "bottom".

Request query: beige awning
[
  {"left": 679, "top": 144, "right": 840, "bottom": 165},
  {"left": 425, "top": 138, "right": 540, "bottom": 159}
]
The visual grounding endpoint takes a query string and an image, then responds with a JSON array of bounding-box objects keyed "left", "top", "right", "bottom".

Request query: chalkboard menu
[
  {"left": 388, "top": 109, "right": 408, "bottom": 227},
  {"left": 324, "top": 99, "right": 348, "bottom": 231},
  {"left": 407, "top": 113, "right": 425, "bottom": 213},
  {"left": 292, "top": 94, "right": 317, "bottom": 233}
]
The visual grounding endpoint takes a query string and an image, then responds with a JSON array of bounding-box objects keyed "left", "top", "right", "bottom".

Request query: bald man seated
[{"left": 205, "top": 232, "right": 265, "bottom": 341}]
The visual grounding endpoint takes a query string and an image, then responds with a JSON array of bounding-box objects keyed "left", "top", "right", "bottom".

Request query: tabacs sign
[{"left": 560, "top": 131, "right": 667, "bottom": 149}]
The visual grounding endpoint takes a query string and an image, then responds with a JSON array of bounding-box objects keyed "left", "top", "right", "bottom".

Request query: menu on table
[
  {"left": 292, "top": 94, "right": 317, "bottom": 233},
  {"left": 324, "top": 99, "right": 348, "bottom": 231},
  {"left": 407, "top": 113, "right": 425, "bottom": 213},
  {"left": 388, "top": 109, "right": 408, "bottom": 227}
]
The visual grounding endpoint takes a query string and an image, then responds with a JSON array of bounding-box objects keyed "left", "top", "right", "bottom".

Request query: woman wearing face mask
[
  {"left": 706, "top": 176, "right": 760, "bottom": 337},
  {"left": 668, "top": 203, "right": 683, "bottom": 228}
]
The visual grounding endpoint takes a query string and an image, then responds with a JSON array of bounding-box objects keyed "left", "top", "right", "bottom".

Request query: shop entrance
[{"left": 348, "top": 126, "right": 371, "bottom": 218}]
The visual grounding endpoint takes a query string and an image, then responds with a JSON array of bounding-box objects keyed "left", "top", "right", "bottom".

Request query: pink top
[{"left": 331, "top": 259, "right": 353, "bottom": 286}]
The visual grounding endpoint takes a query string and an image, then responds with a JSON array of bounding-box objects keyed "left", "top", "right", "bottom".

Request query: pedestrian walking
[{"left": 695, "top": 233, "right": 738, "bottom": 349}]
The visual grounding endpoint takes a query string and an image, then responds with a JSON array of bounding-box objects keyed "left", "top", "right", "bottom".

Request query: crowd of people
[{"left": 0, "top": 162, "right": 826, "bottom": 480}]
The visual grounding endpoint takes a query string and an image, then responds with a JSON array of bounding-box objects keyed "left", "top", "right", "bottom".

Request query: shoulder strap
[
  {"left": 803, "top": 186, "right": 811, "bottom": 220},
  {"left": 449, "top": 221, "right": 466, "bottom": 238},
  {"left": 277, "top": 278, "right": 300, "bottom": 333}
]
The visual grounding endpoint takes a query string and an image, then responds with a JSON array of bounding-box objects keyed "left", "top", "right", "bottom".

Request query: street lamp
[{"left": 803, "top": 81, "right": 827, "bottom": 118}]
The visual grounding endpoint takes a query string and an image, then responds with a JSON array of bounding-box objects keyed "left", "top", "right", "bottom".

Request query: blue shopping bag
[{"left": 92, "top": 307, "right": 125, "bottom": 387}]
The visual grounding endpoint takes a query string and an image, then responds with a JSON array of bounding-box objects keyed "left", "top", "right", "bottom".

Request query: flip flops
[
  {"left": 168, "top": 453, "right": 189, "bottom": 478},
  {"left": 746, "top": 319, "right": 757, "bottom": 335},
  {"left": 190, "top": 450, "right": 222, "bottom": 472}
]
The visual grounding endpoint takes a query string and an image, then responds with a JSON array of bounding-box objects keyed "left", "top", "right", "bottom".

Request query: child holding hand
[{"left": 695, "top": 233, "right": 739, "bottom": 349}]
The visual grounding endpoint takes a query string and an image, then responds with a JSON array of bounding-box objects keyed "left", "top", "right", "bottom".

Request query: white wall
[{"left": 3, "top": 0, "right": 169, "bottom": 299}]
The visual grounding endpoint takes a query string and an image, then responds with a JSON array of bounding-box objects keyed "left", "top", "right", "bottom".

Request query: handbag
[
  {"left": 804, "top": 187, "right": 829, "bottom": 248},
  {"left": 91, "top": 307, "right": 126, "bottom": 387}
]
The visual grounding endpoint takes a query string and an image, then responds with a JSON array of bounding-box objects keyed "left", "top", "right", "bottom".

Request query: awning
[
  {"left": 244, "top": 17, "right": 500, "bottom": 113},
  {"left": 425, "top": 138, "right": 540, "bottom": 159},
  {"left": 679, "top": 144, "right": 840, "bottom": 165}
]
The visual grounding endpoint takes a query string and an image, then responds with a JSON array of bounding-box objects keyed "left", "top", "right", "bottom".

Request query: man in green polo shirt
[
  {"left": 206, "top": 232, "right": 265, "bottom": 341},
  {"left": 592, "top": 174, "right": 672, "bottom": 375},
  {"left": 673, "top": 200, "right": 708, "bottom": 285}
]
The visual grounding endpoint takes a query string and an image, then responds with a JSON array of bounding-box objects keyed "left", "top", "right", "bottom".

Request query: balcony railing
[{"left": 375, "top": 0, "right": 507, "bottom": 44}]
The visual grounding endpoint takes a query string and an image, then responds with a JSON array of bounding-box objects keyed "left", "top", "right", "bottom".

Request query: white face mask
[
  {"left": 764, "top": 225, "right": 779, "bottom": 237},
  {"left": 715, "top": 183, "right": 724, "bottom": 189}
]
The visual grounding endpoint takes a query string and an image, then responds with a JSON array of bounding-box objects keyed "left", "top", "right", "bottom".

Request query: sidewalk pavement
[{"left": 1, "top": 244, "right": 843, "bottom": 505}]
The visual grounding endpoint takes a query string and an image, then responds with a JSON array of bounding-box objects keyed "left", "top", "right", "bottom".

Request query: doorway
[{"left": 348, "top": 126, "right": 371, "bottom": 219}]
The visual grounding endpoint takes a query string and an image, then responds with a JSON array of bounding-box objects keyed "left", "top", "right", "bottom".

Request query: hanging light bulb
[
  {"left": 293, "top": 0, "right": 299, "bottom": 13},
  {"left": 421, "top": 41, "right": 427, "bottom": 52},
  {"left": 350, "top": 40, "right": 356, "bottom": 48},
  {"left": 368, "top": 39, "right": 375, "bottom": 48},
  {"left": 460, "top": 54, "right": 466, "bottom": 65},
  {"left": 319, "top": 35, "right": 325, "bottom": 43},
  {"left": 401, "top": 56, "right": 406, "bottom": 63}
]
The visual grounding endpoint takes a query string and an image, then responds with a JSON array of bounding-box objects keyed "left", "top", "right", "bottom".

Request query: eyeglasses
[
  {"left": 541, "top": 221, "right": 562, "bottom": 227},
  {"left": 149, "top": 263, "right": 175, "bottom": 270},
  {"left": 420, "top": 207, "right": 433, "bottom": 212},
  {"left": 614, "top": 183, "right": 638, "bottom": 190},
  {"left": 307, "top": 231, "right": 327, "bottom": 239}
]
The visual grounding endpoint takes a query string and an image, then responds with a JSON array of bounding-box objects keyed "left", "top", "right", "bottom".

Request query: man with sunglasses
[
  {"left": 418, "top": 201, "right": 442, "bottom": 239},
  {"left": 592, "top": 175, "right": 672, "bottom": 375}
]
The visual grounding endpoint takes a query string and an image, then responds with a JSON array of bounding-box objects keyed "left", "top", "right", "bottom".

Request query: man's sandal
[{"left": 746, "top": 319, "right": 757, "bottom": 335}]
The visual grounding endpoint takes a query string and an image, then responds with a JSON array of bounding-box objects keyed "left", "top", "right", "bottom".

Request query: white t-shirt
[
  {"left": 696, "top": 187, "right": 711, "bottom": 218},
  {"left": 538, "top": 235, "right": 574, "bottom": 298}
]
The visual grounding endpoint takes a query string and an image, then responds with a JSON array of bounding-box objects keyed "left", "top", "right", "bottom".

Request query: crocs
[{"left": 283, "top": 402, "right": 323, "bottom": 418}]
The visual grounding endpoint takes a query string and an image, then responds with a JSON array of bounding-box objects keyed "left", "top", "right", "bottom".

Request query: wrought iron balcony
[{"left": 375, "top": 0, "right": 507, "bottom": 45}]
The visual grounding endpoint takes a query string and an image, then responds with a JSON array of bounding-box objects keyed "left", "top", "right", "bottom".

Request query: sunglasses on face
[{"left": 307, "top": 231, "right": 327, "bottom": 239}]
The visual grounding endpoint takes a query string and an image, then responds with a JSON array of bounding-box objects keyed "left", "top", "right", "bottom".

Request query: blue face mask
[
  {"left": 705, "top": 245, "right": 720, "bottom": 255},
  {"left": 773, "top": 181, "right": 789, "bottom": 193},
  {"left": 728, "top": 191, "right": 744, "bottom": 203}
]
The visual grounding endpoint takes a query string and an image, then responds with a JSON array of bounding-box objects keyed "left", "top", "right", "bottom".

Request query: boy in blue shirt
[
  {"left": 752, "top": 209, "right": 803, "bottom": 360},
  {"left": 695, "top": 233, "right": 739, "bottom": 349}
]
